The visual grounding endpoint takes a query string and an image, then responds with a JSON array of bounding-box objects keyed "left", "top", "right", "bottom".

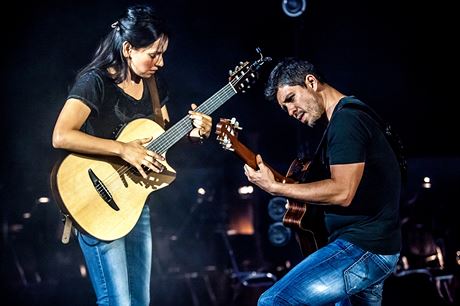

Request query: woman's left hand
[{"left": 188, "top": 103, "right": 212, "bottom": 139}]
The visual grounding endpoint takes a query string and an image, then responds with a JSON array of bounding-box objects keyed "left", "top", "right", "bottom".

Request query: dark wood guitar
[
  {"left": 216, "top": 118, "right": 328, "bottom": 257},
  {"left": 50, "top": 54, "right": 271, "bottom": 241}
]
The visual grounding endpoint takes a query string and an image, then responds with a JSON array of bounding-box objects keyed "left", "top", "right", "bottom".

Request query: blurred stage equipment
[
  {"left": 268, "top": 196, "right": 288, "bottom": 221},
  {"left": 228, "top": 185, "right": 255, "bottom": 235},
  {"left": 268, "top": 222, "right": 291, "bottom": 247},
  {"left": 149, "top": 175, "right": 278, "bottom": 306},
  {"left": 281, "top": 0, "right": 307, "bottom": 17},
  {"left": 0, "top": 195, "right": 93, "bottom": 305},
  {"left": 394, "top": 176, "right": 457, "bottom": 304},
  {"left": 267, "top": 197, "right": 291, "bottom": 247},
  {"left": 219, "top": 230, "right": 277, "bottom": 288}
]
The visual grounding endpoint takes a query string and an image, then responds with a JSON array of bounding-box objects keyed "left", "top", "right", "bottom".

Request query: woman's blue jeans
[
  {"left": 258, "top": 239, "right": 399, "bottom": 306},
  {"left": 78, "top": 205, "right": 152, "bottom": 306}
]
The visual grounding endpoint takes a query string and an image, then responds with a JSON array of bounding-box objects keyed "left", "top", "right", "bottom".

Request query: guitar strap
[
  {"left": 338, "top": 101, "right": 407, "bottom": 183},
  {"left": 61, "top": 215, "right": 73, "bottom": 244},
  {"left": 145, "top": 76, "right": 166, "bottom": 129}
]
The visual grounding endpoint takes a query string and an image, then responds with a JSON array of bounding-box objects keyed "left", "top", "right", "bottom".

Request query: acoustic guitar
[
  {"left": 50, "top": 54, "right": 272, "bottom": 241},
  {"left": 216, "top": 118, "right": 328, "bottom": 257}
]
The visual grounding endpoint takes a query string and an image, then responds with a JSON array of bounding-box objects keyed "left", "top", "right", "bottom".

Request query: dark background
[{"left": 1, "top": 0, "right": 458, "bottom": 305}]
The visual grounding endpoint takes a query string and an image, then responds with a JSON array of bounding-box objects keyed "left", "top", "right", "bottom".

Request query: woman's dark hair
[
  {"left": 77, "top": 4, "right": 169, "bottom": 83},
  {"left": 264, "top": 58, "right": 326, "bottom": 102}
]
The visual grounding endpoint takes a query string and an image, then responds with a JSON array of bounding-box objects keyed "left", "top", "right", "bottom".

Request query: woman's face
[{"left": 128, "top": 35, "right": 169, "bottom": 78}]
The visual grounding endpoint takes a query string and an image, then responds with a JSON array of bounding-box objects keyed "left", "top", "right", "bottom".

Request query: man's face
[{"left": 276, "top": 83, "right": 324, "bottom": 127}]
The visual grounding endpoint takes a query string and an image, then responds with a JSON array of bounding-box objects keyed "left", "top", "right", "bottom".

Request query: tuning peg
[
  {"left": 229, "top": 69, "right": 233, "bottom": 75},
  {"left": 230, "top": 118, "right": 243, "bottom": 130},
  {"left": 225, "top": 143, "right": 235, "bottom": 151},
  {"left": 219, "top": 136, "right": 234, "bottom": 151}
]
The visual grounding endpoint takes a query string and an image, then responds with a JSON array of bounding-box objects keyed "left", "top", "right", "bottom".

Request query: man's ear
[
  {"left": 305, "top": 75, "right": 315, "bottom": 89},
  {"left": 122, "top": 41, "right": 132, "bottom": 58}
]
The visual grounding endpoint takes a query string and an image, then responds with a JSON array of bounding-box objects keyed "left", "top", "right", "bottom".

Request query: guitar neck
[
  {"left": 232, "top": 139, "right": 293, "bottom": 183},
  {"left": 147, "top": 83, "right": 237, "bottom": 153}
]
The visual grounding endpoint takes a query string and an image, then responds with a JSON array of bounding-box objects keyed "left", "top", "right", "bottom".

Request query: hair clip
[{"left": 111, "top": 21, "right": 120, "bottom": 31}]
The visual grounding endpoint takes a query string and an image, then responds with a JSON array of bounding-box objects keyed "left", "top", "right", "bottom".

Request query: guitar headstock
[
  {"left": 215, "top": 116, "right": 292, "bottom": 183},
  {"left": 229, "top": 49, "right": 272, "bottom": 93},
  {"left": 215, "top": 117, "right": 242, "bottom": 151}
]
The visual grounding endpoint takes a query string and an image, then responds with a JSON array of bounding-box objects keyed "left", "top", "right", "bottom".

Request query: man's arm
[{"left": 244, "top": 155, "right": 364, "bottom": 207}]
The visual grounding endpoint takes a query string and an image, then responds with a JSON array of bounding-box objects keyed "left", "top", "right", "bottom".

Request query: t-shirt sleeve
[
  {"left": 67, "top": 71, "right": 104, "bottom": 114},
  {"left": 327, "top": 108, "right": 370, "bottom": 165}
]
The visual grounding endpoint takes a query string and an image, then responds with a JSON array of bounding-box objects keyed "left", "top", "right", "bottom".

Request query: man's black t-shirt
[{"left": 324, "top": 96, "right": 401, "bottom": 254}]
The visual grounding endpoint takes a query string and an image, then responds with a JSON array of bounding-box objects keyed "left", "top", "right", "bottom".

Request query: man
[{"left": 244, "top": 58, "right": 402, "bottom": 305}]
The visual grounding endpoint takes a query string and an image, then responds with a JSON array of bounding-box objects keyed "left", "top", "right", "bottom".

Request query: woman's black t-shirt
[{"left": 67, "top": 69, "right": 168, "bottom": 139}]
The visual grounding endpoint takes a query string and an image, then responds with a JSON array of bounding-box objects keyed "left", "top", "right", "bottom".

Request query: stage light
[
  {"left": 238, "top": 185, "right": 254, "bottom": 195},
  {"left": 79, "top": 264, "right": 87, "bottom": 278},
  {"left": 37, "top": 196, "right": 50, "bottom": 204},
  {"left": 281, "top": 0, "right": 307, "bottom": 17},
  {"left": 268, "top": 196, "right": 288, "bottom": 221},
  {"left": 197, "top": 187, "right": 206, "bottom": 195},
  {"left": 268, "top": 222, "right": 291, "bottom": 247},
  {"left": 423, "top": 176, "right": 431, "bottom": 189}
]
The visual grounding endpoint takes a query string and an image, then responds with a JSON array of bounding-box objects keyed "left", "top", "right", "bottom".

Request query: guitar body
[
  {"left": 283, "top": 198, "right": 328, "bottom": 257},
  {"left": 282, "top": 158, "right": 329, "bottom": 257},
  {"left": 50, "top": 118, "right": 176, "bottom": 241}
]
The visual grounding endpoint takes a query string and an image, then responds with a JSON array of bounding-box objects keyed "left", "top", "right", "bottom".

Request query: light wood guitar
[
  {"left": 51, "top": 54, "right": 272, "bottom": 241},
  {"left": 216, "top": 118, "right": 328, "bottom": 257}
]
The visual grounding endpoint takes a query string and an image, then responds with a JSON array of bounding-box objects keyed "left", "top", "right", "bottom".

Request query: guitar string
[
  {"left": 95, "top": 81, "right": 238, "bottom": 193},
  {"left": 115, "top": 83, "right": 235, "bottom": 177},
  {"left": 150, "top": 85, "right": 236, "bottom": 152}
]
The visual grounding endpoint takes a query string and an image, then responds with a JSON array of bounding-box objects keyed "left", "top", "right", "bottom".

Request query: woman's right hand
[{"left": 119, "top": 137, "right": 165, "bottom": 179}]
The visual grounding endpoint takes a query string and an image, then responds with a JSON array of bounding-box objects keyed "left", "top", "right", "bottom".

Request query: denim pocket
[
  {"left": 373, "top": 253, "right": 400, "bottom": 274},
  {"left": 344, "top": 252, "right": 398, "bottom": 295}
]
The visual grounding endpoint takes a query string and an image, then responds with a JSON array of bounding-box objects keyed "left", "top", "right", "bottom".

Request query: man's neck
[{"left": 321, "top": 84, "right": 346, "bottom": 121}]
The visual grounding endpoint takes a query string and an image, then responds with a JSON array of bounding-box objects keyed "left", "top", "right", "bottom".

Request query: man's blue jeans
[
  {"left": 78, "top": 205, "right": 152, "bottom": 306},
  {"left": 258, "top": 239, "right": 399, "bottom": 306}
]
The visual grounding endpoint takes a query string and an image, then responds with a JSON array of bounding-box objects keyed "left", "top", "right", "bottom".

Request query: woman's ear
[{"left": 122, "top": 41, "right": 132, "bottom": 58}]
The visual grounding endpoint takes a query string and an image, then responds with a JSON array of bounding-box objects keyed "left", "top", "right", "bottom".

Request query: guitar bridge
[{"left": 88, "top": 168, "right": 120, "bottom": 211}]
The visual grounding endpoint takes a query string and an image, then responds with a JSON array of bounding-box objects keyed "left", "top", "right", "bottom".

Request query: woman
[{"left": 52, "top": 4, "right": 212, "bottom": 305}]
